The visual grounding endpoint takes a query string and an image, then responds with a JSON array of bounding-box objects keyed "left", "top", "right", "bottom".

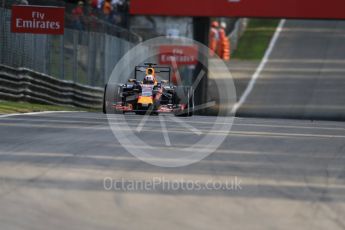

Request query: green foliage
[{"left": 232, "top": 19, "right": 280, "bottom": 60}]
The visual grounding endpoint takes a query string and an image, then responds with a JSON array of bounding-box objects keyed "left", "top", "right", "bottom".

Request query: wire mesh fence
[{"left": 0, "top": 2, "right": 139, "bottom": 87}]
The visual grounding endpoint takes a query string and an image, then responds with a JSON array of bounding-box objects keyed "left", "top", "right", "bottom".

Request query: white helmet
[
  {"left": 220, "top": 22, "right": 227, "bottom": 29},
  {"left": 144, "top": 74, "right": 154, "bottom": 83}
]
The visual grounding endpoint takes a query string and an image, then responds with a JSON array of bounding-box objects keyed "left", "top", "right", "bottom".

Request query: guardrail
[{"left": 0, "top": 64, "right": 103, "bottom": 109}]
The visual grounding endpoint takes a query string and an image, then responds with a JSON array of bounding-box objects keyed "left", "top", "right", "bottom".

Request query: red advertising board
[
  {"left": 11, "top": 5, "right": 65, "bottom": 35},
  {"left": 159, "top": 45, "right": 198, "bottom": 66},
  {"left": 130, "top": 0, "right": 345, "bottom": 20}
]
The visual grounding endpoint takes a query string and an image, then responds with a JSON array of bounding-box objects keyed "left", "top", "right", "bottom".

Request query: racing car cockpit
[{"left": 143, "top": 67, "right": 156, "bottom": 85}]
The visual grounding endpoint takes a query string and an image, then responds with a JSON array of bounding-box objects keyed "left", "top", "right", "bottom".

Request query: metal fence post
[
  {"left": 60, "top": 34, "right": 64, "bottom": 80},
  {"left": 87, "top": 31, "right": 92, "bottom": 86},
  {"left": 103, "top": 34, "right": 108, "bottom": 85},
  {"left": 45, "top": 35, "right": 50, "bottom": 75},
  {"left": 73, "top": 30, "right": 78, "bottom": 83},
  {"left": 33, "top": 34, "right": 37, "bottom": 70},
  {"left": 102, "top": 33, "right": 106, "bottom": 86},
  {"left": 0, "top": 8, "right": 4, "bottom": 64}
]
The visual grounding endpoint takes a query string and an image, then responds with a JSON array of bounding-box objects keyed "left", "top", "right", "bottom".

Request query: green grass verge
[
  {"left": 232, "top": 19, "right": 280, "bottom": 60},
  {"left": 0, "top": 100, "right": 86, "bottom": 114}
]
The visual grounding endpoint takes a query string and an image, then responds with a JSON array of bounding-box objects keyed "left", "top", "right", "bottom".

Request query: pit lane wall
[{"left": 0, "top": 64, "right": 103, "bottom": 109}]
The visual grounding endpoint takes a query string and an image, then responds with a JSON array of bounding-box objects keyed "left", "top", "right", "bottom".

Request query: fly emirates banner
[{"left": 11, "top": 5, "right": 65, "bottom": 35}]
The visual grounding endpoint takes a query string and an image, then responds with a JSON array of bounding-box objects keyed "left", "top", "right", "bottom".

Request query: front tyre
[
  {"left": 175, "top": 87, "right": 194, "bottom": 117},
  {"left": 102, "top": 84, "right": 107, "bottom": 114}
]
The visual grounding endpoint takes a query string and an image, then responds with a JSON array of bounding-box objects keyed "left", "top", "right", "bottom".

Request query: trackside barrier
[{"left": 0, "top": 64, "right": 103, "bottom": 109}]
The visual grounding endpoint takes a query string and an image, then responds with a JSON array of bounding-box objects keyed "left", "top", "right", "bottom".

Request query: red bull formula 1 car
[{"left": 103, "top": 63, "right": 194, "bottom": 116}]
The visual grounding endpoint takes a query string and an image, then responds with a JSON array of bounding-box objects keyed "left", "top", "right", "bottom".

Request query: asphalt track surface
[
  {"left": 0, "top": 112, "right": 345, "bottom": 230},
  {"left": 237, "top": 20, "right": 345, "bottom": 120},
  {"left": 1, "top": 20, "right": 345, "bottom": 230}
]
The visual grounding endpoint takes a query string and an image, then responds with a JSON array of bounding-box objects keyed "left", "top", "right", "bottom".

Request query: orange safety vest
[
  {"left": 217, "top": 28, "right": 231, "bottom": 60},
  {"left": 103, "top": 1, "right": 112, "bottom": 15},
  {"left": 209, "top": 27, "right": 219, "bottom": 57}
]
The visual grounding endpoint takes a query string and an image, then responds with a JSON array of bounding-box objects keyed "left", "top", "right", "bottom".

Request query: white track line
[
  {"left": 231, "top": 19, "right": 286, "bottom": 114},
  {"left": 0, "top": 111, "right": 80, "bottom": 118},
  {"left": 168, "top": 116, "right": 203, "bottom": 135},
  {"left": 159, "top": 115, "right": 171, "bottom": 146}
]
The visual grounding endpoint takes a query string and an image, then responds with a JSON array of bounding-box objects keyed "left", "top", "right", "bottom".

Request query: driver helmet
[{"left": 144, "top": 74, "right": 155, "bottom": 84}]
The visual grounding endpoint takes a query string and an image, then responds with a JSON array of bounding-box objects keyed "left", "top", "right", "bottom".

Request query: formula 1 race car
[{"left": 103, "top": 63, "right": 194, "bottom": 116}]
